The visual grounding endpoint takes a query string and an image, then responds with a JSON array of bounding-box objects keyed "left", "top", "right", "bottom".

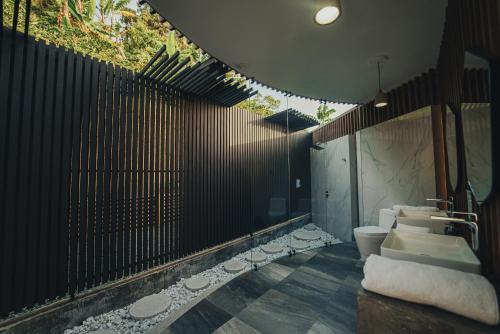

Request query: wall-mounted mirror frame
[
  {"left": 461, "top": 51, "right": 493, "bottom": 205},
  {"left": 445, "top": 105, "right": 459, "bottom": 192}
]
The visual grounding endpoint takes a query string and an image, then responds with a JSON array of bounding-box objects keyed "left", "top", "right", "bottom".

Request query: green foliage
[
  {"left": 236, "top": 93, "right": 280, "bottom": 117},
  {"left": 2, "top": 0, "right": 277, "bottom": 116},
  {"left": 166, "top": 30, "right": 176, "bottom": 56},
  {"left": 2, "top": 0, "right": 207, "bottom": 71},
  {"left": 316, "top": 104, "right": 336, "bottom": 123}
]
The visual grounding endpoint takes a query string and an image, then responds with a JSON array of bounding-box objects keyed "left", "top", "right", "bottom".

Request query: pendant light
[
  {"left": 315, "top": 0, "right": 342, "bottom": 25},
  {"left": 374, "top": 60, "right": 388, "bottom": 108}
]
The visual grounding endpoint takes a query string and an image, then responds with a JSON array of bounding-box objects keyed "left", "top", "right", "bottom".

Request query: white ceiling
[{"left": 146, "top": 0, "right": 447, "bottom": 104}]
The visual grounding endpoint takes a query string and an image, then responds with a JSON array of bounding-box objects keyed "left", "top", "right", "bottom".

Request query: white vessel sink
[
  {"left": 396, "top": 216, "right": 447, "bottom": 234},
  {"left": 381, "top": 229, "right": 481, "bottom": 274}
]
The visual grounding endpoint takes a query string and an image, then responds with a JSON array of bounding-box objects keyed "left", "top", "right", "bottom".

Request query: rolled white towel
[{"left": 362, "top": 255, "right": 499, "bottom": 325}]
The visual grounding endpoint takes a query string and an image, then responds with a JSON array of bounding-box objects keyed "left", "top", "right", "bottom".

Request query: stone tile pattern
[
  {"left": 161, "top": 243, "right": 362, "bottom": 334},
  {"left": 160, "top": 242, "right": 500, "bottom": 334}
]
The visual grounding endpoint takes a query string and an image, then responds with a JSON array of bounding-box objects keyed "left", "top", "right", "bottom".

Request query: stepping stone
[
  {"left": 89, "top": 331, "right": 117, "bottom": 334},
  {"left": 261, "top": 243, "right": 283, "bottom": 254},
  {"left": 224, "top": 259, "right": 247, "bottom": 273},
  {"left": 184, "top": 276, "right": 210, "bottom": 292},
  {"left": 294, "top": 230, "right": 321, "bottom": 241},
  {"left": 129, "top": 293, "right": 172, "bottom": 320},
  {"left": 245, "top": 252, "right": 267, "bottom": 263},
  {"left": 303, "top": 223, "right": 317, "bottom": 231},
  {"left": 291, "top": 239, "right": 310, "bottom": 250}
]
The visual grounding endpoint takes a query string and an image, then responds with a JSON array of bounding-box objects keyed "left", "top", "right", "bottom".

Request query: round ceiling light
[{"left": 315, "top": 1, "right": 341, "bottom": 25}]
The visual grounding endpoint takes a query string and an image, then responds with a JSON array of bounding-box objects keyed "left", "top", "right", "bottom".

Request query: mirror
[
  {"left": 461, "top": 52, "right": 492, "bottom": 204},
  {"left": 445, "top": 105, "right": 458, "bottom": 191}
]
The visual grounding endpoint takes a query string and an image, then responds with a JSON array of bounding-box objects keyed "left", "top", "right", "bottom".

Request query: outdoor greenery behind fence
[{"left": 2, "top": 0, "right": 284, "bottom": 116}]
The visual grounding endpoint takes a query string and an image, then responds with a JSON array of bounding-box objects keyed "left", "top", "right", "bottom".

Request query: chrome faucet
[
  {"left": 426, "top": 196, "right": 454, "bottom": 216},
  {"left": 432, "top": 212, "right": 479, "bottom": 251},
  {"left": 451, "top": 212, "right": 479, "bottom": 251}
]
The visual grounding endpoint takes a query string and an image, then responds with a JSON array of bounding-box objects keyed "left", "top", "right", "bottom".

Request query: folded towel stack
[{"left": 362, "top": 255, "right": 500, "bottom": 325}]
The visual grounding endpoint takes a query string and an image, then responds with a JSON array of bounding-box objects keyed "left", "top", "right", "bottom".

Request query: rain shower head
[{"left": 311, "top": 144, "right": 326, "bottom": 151}]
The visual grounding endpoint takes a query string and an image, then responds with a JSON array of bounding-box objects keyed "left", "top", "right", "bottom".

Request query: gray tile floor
[
  {"left": 163, "top": 243, "right": 363, "bottom": 334},
  {"left": 159, "top": 242, "right": 500, "bottom": 334}
]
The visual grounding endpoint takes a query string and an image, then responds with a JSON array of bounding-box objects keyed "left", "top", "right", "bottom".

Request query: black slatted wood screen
[{"left": 0, "top": 30, "right": 311, "bottom": 317}]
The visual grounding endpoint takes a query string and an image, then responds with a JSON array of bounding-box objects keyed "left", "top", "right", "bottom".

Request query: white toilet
[{"left": 354, "top": 209, "right": 396, "bottom": 261}]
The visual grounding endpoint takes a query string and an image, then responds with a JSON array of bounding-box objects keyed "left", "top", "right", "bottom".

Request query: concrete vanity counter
[{"left": 357, "top": 289, "right": 500, "bottom": 334}]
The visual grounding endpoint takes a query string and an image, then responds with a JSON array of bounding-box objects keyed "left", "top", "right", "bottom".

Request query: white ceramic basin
[
  {"left": 396, "top": 211, "right": 447, "bottom": 234},
  {"left": 396, "top": 215, "right": 447, "bottom": 234},
  {"left": 381, "top": 229, "right": 481, "bottom": 274}
]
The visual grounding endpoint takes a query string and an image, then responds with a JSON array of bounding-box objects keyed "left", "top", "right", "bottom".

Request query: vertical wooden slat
[
  {"left": 57, "top": 50, "right": 75, "bottom": 297},
  {"left": 94, "top": 61, "right": 108, "bottom": 286},
  {"left": 9, "top": 34, "right": 36, "bottom": 314},
  {"left": 174, "top": 91, "right": 179, "bottom": 258},
  {"left": 177, "top": 91, "right": 183, "bottom": 255},
  {"left": 172, "top": 90, "right": 177, "bottom": 258},
  {"left": 154, "top": 82, "right": 160, "bottom": 265},
  {"left": 110, "top": 66, "right": 121, "bottom": 281},
  {"left": 102, "top": 63, "right": 115, "bottom": 284},
  {"left": 147, "top": 80, "right": 155, "bottom": 267},
  {"left": 173, "top": 90, "right": 178, "bottom": 258},
  {"left": 192, "top": 95, "right": 199, "bottom": 252},
  {"left": 205, "top": 100, "right": 210, "bottom": 240},
  {"left": 130, "top": 72, "right": 140, "bottom": 274},
  {"left": 136, "top": 73, "right": 145, "bottom": 270},
  {"left": 45, "top": 47, "right": 67, "bottom": 299},
  {"left": 124, "top": 69, "right": 133, "bottom": 275},
  {"left": 38, "top": 46, "right": 58, "bottom": 299},
  {"left": 22, "top": 41, "right": 47, "bottom": 307},
  {"left": 216, "top": 103, "right": 221, "bottom": 244},
  {"left": 142, "top": 76, "right": 150, "bottom": 269},
  {"left": 183, "top": 94, "right": 190, "bottom": 255},
  {"left": 168, "top": 90, "right": 172, "bottom": 258},
  {"left": 190, "top": 93, "right": 196, "bottom": 251},
  {"left": 76, "top": 55, "right": 92, "bottom": 291},
  {"left": 182, "top": 94, "right": 186, "bottom": 255},
  {"left": 159, "top": 87, "right": 166, "bottom": 264},
  {"left": 68, "top": 52, "right": 84, "bottom": 295},
  {"left": 11, "top": 33, "right": 34, "bottom": 311},
  {"left": 180, "top": 94, "right": 186, "bottom": 255},
  {"left": 117, "top": 66, "right": 127, "bottom": 279},
  {"left": 85, "top": 56, "right": 100, "bottom": 289}
]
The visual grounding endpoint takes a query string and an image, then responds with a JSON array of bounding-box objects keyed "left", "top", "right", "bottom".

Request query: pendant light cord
[{"left": 377, "top": 61, "right": 381, "bottom": 91}]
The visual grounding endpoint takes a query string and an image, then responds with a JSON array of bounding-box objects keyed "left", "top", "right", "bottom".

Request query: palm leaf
[
  {"left": 113, "top": 0, "right": 130, "bottom": 11},
  {"left": 68, "top": 0, "right": 83, "bottom": 22},
  {"left": 87, "top": 0, "right": 97, "bottom": 19}
]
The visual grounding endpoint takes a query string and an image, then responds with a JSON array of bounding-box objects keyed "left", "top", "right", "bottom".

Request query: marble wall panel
[
  {"left": 311, "top": 136, "right": 358, "bottom": 241},
  {"left": 357, "top": 107, "right": 436, "bottom": 226}
]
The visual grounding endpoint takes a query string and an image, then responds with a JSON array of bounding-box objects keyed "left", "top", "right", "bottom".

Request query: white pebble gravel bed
[{"left": 64, "top": 224, "right": 340, "bottom": 334}]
